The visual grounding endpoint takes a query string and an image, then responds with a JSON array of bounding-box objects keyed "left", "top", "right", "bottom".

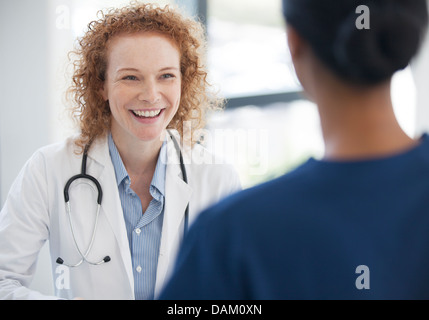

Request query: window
[
  {"left": 206, "top": 0, "right": 300, "bottom": 99},
  {"left": 200, "top": 0, "right": 319, "bottom": 188}
]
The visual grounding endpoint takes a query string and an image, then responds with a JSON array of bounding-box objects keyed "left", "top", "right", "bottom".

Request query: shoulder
[
  {"left": 6, "top": 136, "right": 84, "bottom": 200},
  {"left": 197, "top": 159, "right": 321, "bottom": 224},
  {"left": 183, "top": 142, "right": 242, "bottom": 214},
  {"left": 188, "top": 142, "right": 229, "bottom": 165},
  {"left": 36, "top": 135, "right": 80, "bottom": 158},
  {"left": 187, "top": 143, "right": 240, "bottom": 183},
  {"left": 24, "top": 134, "right": 90, "bottom": 173}
]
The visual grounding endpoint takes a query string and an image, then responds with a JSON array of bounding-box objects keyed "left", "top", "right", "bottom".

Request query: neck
[
  {"left": 315, "top": 80, "right": 416, "bottom": 160},
  {"left": 110, "top": 127, "right": 164, "bottom": 177}
]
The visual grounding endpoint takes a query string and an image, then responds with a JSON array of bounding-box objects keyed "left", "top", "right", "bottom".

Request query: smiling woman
[
  {"left": 0, "top": 3, "right": 241, "bottom": 300},
  {"left": 69, "top": 3, "right": 221, "bottom": 152}
]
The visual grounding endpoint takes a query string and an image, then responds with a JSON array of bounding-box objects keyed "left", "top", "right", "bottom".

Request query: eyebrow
[
  {"left": 116, "top": 67, "right": 180, "bottom": 73},
  {"left": 116, "top": 67, "right": 139, "bottom": 73},
  {"left": 160, "top": 67, "right": 180, "bottom": 72}
]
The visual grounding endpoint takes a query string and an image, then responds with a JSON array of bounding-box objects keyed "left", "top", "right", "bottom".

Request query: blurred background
[{"left": 1, "top": 0, "right": 429, "bottom": 296}]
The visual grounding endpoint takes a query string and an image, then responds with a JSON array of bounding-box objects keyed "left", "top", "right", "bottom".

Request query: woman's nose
[{"left": 138, "top": 80, "right": 161, "bottom": 103}]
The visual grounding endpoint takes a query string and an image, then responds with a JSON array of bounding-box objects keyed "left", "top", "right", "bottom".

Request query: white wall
[
  {"left": 0, "top": 0, "right": 56, "bottom": 296},
  {"left": 0, "top": 1, "right": 51, "bottom": 204},
  {"left": 413, "top": 15, "right": 429, "bottom": 136}
]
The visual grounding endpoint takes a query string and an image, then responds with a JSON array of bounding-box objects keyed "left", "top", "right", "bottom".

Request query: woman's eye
[
  {"left": 123, "top": 75, "right": 138, "bottom": 81},
  {"left": 161, "top": 73, "right": 175, "bottom": 79}
]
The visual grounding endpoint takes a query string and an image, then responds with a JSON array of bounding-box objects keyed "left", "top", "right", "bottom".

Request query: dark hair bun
[
  {"left": 333, "top": 5, "right": 426, "bottom": 84},
  {"left": 282, "top": 0, "right": 428, "bottom": 85}
]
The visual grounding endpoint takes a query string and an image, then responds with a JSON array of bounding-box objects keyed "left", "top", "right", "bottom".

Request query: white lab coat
[{"left": 0, "top": 133, "right": 241, "bottom": 300}]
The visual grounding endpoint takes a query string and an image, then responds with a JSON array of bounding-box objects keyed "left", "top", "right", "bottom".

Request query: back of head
[{"left": 282, "top": 0, "right": 428, "bottom": 85}]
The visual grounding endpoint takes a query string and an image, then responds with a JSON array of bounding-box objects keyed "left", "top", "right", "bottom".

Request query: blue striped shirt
[{"left": 108, "top": 133, "right": 166, "bottom": 300}]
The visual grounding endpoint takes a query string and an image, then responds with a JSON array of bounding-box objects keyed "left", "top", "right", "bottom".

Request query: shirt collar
[
  {"left": 108, "top": 133, "right": 128, "bottom": 187},
  {"left": 152, "top": 139, "right": 167, "bottom": 197},
  {"left": 107, "top": 132, "right": 167, "bottom": 197}
]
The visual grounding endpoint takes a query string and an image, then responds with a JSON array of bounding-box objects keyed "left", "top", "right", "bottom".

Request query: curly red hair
[{"left": 68, "top": 2, "right": 222, "bottom": 153}]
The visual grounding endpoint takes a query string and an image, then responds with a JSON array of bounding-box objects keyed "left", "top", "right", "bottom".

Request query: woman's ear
[
  {"left": 99, "top": 84, "right": 108, "bottom": 101},
  {"left": 285, "top": 24, "right": 314, "bottom": 97},
  {"left": 286, "top": 24, "right": 304, "bottom": 60}
]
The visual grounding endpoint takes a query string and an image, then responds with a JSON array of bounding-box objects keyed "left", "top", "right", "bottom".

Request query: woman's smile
[{"left": 130, "top": 108, "right": 166, "bottom": 123}]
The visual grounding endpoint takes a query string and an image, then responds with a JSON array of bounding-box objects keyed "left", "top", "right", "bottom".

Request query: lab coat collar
[{"left": 155, "top": 132, "right": 193, "bottom": 297}]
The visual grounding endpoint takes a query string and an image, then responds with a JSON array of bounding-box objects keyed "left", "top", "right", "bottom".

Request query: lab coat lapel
[
  {"left": 86, "top": 136, "right": 134, "bottom": 295},
  {"left": 155, "top": 134, "right": 193, "bottom": 296}
]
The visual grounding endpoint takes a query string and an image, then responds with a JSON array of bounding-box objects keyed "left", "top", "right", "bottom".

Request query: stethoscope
[{"left": 56, "top": 133, "right": 189, "bottom": 268}]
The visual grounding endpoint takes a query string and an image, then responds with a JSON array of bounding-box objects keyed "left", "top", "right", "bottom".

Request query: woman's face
[{"left": 101, "top": 31, "right": 182, "bottom": 144}]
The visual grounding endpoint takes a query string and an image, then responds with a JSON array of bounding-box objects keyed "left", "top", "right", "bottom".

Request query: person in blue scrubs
[{"left": 159, "top": 0, "right": 429, "bottom": 299}]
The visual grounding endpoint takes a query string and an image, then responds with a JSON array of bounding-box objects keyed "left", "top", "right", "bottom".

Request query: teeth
[{"left": 133, "top": 110, "right": 162, "bottom": 118}]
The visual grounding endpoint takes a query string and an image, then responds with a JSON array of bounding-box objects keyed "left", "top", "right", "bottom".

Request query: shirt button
[
  {"left": 136, "top": 266, "right": 142, "bottom": 273},
  {"left": 135, "top": 228, "right": 141, "bottom": 235}
]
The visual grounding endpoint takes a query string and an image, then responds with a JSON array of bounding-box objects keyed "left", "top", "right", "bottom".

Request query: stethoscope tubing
[
  {"left": 61, "top": 203, "right": 107, "bottom": 267},
  {"left": 57, "top": 133, "right": 188, "bottom": 268},
  {"left": 169, "top": 132, "right": 189, "bottom": 233}
]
